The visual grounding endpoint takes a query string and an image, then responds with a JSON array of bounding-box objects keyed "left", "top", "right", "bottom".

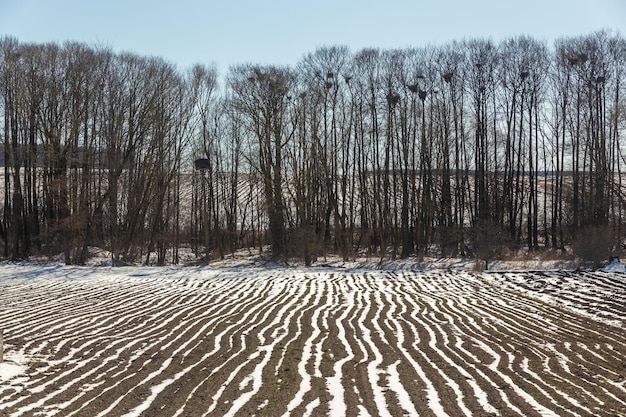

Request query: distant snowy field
[{"left": 0, "top": 259, "right": 624, "bottom": 416}]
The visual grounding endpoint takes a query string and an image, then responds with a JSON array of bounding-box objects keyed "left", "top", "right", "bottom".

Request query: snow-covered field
[{"left": 0, "top": 260, "right": 624, "bottom": 416}]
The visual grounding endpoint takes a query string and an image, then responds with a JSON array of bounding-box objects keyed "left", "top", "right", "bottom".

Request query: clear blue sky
[{"left": 1, "top": 0, "right": 624, "bottom": 73}]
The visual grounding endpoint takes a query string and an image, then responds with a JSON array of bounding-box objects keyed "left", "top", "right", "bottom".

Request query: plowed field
[{"left": 0, "top": 264, "right": 624, "bottom": 416}]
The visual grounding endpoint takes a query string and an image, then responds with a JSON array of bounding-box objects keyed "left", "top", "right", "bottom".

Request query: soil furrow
[{"left": 0, "top": 266, "right": 624, "bottom": 417}]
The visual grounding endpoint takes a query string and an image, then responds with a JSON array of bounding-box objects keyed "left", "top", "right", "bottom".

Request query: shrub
[
  {"left": 572, "top": 225, "right": 616, "bottom": 268},
  {"left": 468, "top": 220, "right": 511, "bottom": 270}
]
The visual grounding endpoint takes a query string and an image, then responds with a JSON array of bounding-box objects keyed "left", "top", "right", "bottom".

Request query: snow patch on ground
[
  {"left": 601, "top": 257, "right": 626, "bottom": 273},
  {"left": 9, "top": 244, "right": 617, "bottom": 272},
  {"left": 0, "top": 361, "right": 26, "bottom": 382},
  {"left": 0, "top": 351, "right": 29, "bottom": 382}
]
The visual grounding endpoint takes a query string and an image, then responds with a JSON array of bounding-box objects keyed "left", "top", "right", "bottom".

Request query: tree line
[{"left": 1, "top": 31, "right": 625, "bottom": 265}]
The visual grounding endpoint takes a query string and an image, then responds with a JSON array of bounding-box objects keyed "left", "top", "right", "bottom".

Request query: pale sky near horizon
[{"left": 1, "top": 0, "right": 624, "bottom": 74}]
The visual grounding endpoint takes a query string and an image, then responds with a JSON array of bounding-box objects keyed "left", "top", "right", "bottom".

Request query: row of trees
[{"left": 1, "top": 31, "right": 625, "bottom": 265}]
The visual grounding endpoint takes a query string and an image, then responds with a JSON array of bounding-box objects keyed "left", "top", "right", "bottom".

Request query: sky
[{"left": 0, "top": 0, "right": 624, "bottom": 74}]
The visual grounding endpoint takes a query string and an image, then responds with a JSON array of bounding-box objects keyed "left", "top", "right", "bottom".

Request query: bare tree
[
  {"left": 1, "top": 33, "right": 624, "bottom": 264},
  {"left": 229, "top": 65, "right": 295, "bottom": 259}
]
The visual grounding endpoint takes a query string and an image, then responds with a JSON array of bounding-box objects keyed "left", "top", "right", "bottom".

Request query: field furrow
[{"left": 0, "top": 264, "right": 624, "bottom": 416}]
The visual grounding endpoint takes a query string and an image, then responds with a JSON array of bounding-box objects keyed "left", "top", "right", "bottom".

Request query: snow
[
  {"left": 601, "top": 257, "right": 626, "bottom": 273},
  {"left": 0, "top": 352, "right": 28, "bottom": 382},
  {"left": 0, "top": 253, "right": 624, "bottom": 416}
]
